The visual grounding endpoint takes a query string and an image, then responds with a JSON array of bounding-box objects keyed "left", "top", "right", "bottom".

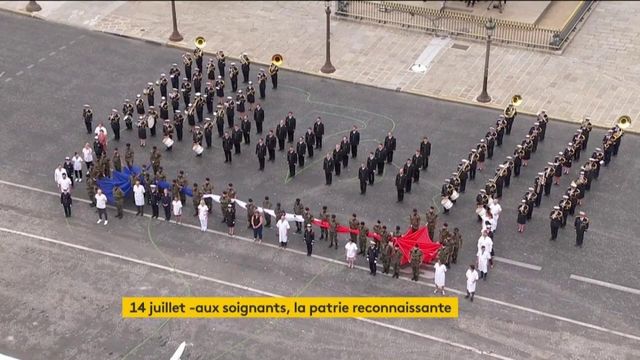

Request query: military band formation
[{"left": 65, "top": 39, "right": 631, "bottom": 294}]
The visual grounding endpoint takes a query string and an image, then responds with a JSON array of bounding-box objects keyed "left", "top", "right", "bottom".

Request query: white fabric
[
  {"left": 82, "top": 147, "right": 94, "bottom": 163},
  {"left": 477, "top": 235, "right": 493, "bottom": 257},
  {"left": 94, "top": 125, "right": 107, "bottom": 136},
  {"left": 477, "top": 250, "right": 490, "bottom": 273},
  {"left": 198, "top": 204, "right": 208, "bottom": 231},
  {"left": 276, "top": 219, "right": 290, "bottom": 243},
  {"left": 172, "top": 200, "right": 183, "bottom": 216},
  {"left": 95, "top": 193, "right": 107, "bottom": 209},
  {"left": 72, "top": 155, "right": 83, "bottom": 171},
  {"left": 345, "top": 242, "right": 358, "bottom": 258},
  {"left": 202, "top": 194, "right": 221, "bottom": 203},
  {"left": 58, "top": 177, "right": 72, "bottom": 192},
  {"left": 133, "top": 185, "right": 146, "bottom": 206},
  {"left": 489, "top": 202, "right": 502, "bottom": 220},
  {"left": 54, "top": 168, "right": 67, "bottom": 184},
  {"left": 234, "top": 199, "right": 247, "bottom": 209},
  {"left": 466, "top": 269, "right": 479, "bottom": 293},
  {"left": 434, "top": 263, "right": 447, "bottom": 287}
]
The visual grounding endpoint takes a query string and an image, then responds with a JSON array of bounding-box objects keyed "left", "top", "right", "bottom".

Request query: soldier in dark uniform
[
  {"left": 375, "top": 143, "right": 386, "bottom": 176},
  {"left": 420, "top": 137, "right": 431, "bottom": 170},
  {"left": 255, "top": 138, "right": 267, "bottom": 171},
  {"left": 144, "top": 82, "right": 155, "bottom": 107},
  {"left": 304, "top": 224, "right": 315, "bottom": 256},
  {"left": 181, "top": 79, "right": 192, "bottom": 107},
  {"left": 214, "top": 105, "right": 224, "bottom": 137},
  {"left": 313, "top": 117, "right": 325, "bottom": 149},
  {"left": 340, "top": 136, "right": 350, "bottom": 169},
  {"left": 82, "top": 105, "right": 93, "bottom": 134},
  {"left": 395, "top": 168, "right": 407, "bottom": 202},
  {"left": 524, "top": 187, "right": 536, "bottom": 220},
  {"left": 108, "top": 109, "right": 121, "bottom": 141},
  {"left": 349, "top": 126, "right": 360, "bottom": 158},
  {"left": 158, "top": 73, "right": 168, "bottom": 98},
  {"left": 384, "top": 132, "right": 397, "bottom": 163},
  {"left": 305, "top": 128, "right": 315, "bottom": 158},
  {"left": 182, "top": 53, "right": 193, "bottom": 81},
  {"left": 135, "top": 94, "right": 145, "bottom": 115},
  {"left": 206, "top": 58, "right": 216, "bottom": 80},
  {"left": 504, "top": 103, "right": 517, "bottom": 135},
  {"left": 284, "top": 112, "right": 296, "bottom": 143},
  {"left": 544, "top": 162, "right": 555, "bottom": 195},
  {"left": 192, "top": 69, "right": 203, "bottom": 94},
  {"left": 225, "top": 97, "right": 235, "bottom": 129},
  {"left": 203, "top": 119, "right": 214, "bottom": 148},
  {"left": 574, "top": 211, "right": 589, "bottom": 247},
  {"left": 513, "top": 145, "right": 524, "bottom": 177},
  {"left": 468, "top": 149, "right": 479, "bottom": 180},
  {"left": 147, "top": 106, "right": 158, "bottom": 137},
  {"left": 204, "top": 82, "right": 215, "bottom": 114},
  {"left": 533, "top": 173, "right": 545, "bottom": 207},
  {"left": 559, "top": 195, "right": 571, "bottom": 227},
  {"left": 366, "top": 152, "right": 376, "bottom": 185},
  {"left": 485, "top": 127, "right": 496, "bottom": 159},
  {"left": 367, "top": 241, "right": 379, "bottom": 276},
  {"left": 262, "top": 196, "right": 272, "bottom": 227},
  {"left": 169, "top": 63, "right": 180, "bottom": 90},
  {"left": 257, "top": 70, "right": 267, "bottom": 99},
  {"left": 269, "top": 63, "right": 279, "bottom": 89},
  {"left": 231, "top": 125, "right": 242, "bottom": 154},
  {"left": 229, "top": 62, "right": 239, "bottom": 92},
  {"left": 323, "top": 153, "right": 334, "bottom": 185},
  {"left": 173, "top": 110, "right": 184, "bottom": 142},
  {"left": 274, "top": 120, "right": 286, "bottom": 151},
  {"left": 149, "top": 185, "right": 161, "bottom": 219},
  {"left": 549, "top": 206, "right": 562, "bottom": 240},
  {"left": 477, "top": 139, "right": 487, "bottom": 171},
  {"left": 253, "top": 103, "right": 265, "bottom": 134},
  {"left": 215, "top": 76, "right": 225, "bottom": 103},
  {"left": 266, "top": 130, "right": 277, "bottom": 161},
  {"left": 170, "top": 88, "right": 180, "bottom": 112},
  {"left": 241, "top": 53, "right": 250, "bottom": 83},
  {"left": 194, "top": 93, "right": 205, "bottom": 123},
  {"left": 241, "top": 116, "right": 251, "bottom": 144},
  {"left": 495, "top": 115, "right": 506, "bottom": 146},
  {"left": 517, "top": 199, "right": 529, "bottom": 233},
  {"left": 122, "top": 99, "right": 134, "bottom": 130},
  {"left": 412, "top": 150, "right": 423, "bottom": 183},
  {"left": 332, "top": 144, "right": 343, "bottom": 176},
  {"left": 403, "top": 159, "right": 414, "bottom": 193},
  {"left": 159, "top": 97, "right": 169, "bottom": 120},
  {"left": 287, "top": 146, "right": 297, "bottom": 178},
  {"left": 222, "top": 132, "right": 233, "bottom": 163},
  {"left": 296, "top": 137, "right": 306, "bottom": 168},
  {"left": 537, "top": 110, "right": 548, "bottom": 141},
  {"left": 458, "top": 160, "right": 470, "bottom": 192},
  {"left": 217, "top": 51, "right": 226, "bottom": 78},
  {"left": 358, "top": 163, "right": 368, "bottom": 194}
]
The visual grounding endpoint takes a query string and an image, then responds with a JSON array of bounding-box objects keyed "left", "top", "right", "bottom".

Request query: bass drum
[
  {"left": 147, "top": 115, "right": 156, "bottom": 129},
  {"left": 441, "top": 198, "right": 453, "bottom": 210}
]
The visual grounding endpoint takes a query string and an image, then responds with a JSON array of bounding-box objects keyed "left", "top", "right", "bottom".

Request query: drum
[
  {"left": 147, "top": 115, "right": 155, "bottom": 129},
  {"left": 476, "top": 206, "right": 485, "bottom": 216},
  {"left": 450, "top": 190, "right": 459, "bottom": 201},
  {"left": 192, "top": 144, "right": 204, "bottom": 155},
  {"left": 441, "top": 198, "right": 453, "bottom": 210},
  {"left": 162, "top": 137, "right": 174, "bottom": 148}
]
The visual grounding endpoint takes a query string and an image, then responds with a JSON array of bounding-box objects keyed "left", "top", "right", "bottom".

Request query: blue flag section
[{"left": 96, "top": 165, "right": 192, "bottom": 204}]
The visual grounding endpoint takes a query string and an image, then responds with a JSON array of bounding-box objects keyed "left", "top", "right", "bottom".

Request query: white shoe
[
  {"left": 104, "top": 220, "right": 108, "bottom": 225},
  {"left": 97, "top": 219, "right": 102, "bottom": 224},
  {"left": 78, "top": 179, "right": 82, "bottom": 182},
  {"left": 433, "top": 289, "right": 438, "bottom": 294}
]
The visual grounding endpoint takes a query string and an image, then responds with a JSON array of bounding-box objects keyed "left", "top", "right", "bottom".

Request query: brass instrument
[
  {"left": 194, "top": 36, "right": 206, "bottom": 49},
  {"left": 615, "top": 115, "right": 632, "bottom": 129},
  {"left": 240, "top": 53, "right": 250, "bottom": 65},
  {"left": 271, "top": 54, "right": 284, "bottom": 67},
  {"left": 217, "top": 50, "right": 225, "bottom": 61},
  {"left": 504, "top": 95, "right": 523, "bottom": 118}
]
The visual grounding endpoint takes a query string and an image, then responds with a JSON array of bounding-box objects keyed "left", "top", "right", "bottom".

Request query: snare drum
[
  {"left": 192, "top": 144, "right": 204, "bottom": 155},
  {"left": 441, "top": 198, "right": 453, "bottom": 210},
  {"left": 162, "top": 136, "right": 174, "bottom": 148},
  {"left": 450, "top": 190, "right": 459, "bottom": 201}
]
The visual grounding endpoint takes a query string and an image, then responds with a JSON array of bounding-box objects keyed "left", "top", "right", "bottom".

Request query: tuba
[
  {"left": 271, "top": 54, "right": 284, "bottom": 67},
  {"left": 614, "top": 115, "right": 632, "bottom": 130},
  {"left": 504, "top": 95, "right": 522, "bottom": 118}
]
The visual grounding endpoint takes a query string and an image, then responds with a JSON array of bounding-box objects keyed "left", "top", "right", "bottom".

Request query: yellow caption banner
[{"left": 123, "top": 297, "right": 458, "bottom": 318}]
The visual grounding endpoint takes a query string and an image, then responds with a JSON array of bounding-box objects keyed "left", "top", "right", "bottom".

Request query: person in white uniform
[
  {"left": 82, "top": 143, "right": 94, "bottom": 175},
  {"left": 345, "top": 239, "right": 358, "bottom": 269},
  {"left": 58, "top": 173, "right": 72, "bottom": 193},
  {"left": 276, "top": 214, "right": 290, "bottom": 249},
  {"left": 477, "top": 245, "right": 491, "bottom": 280},
  {"left": 71, "top": 152, "right": 84, "bottom": 182},
  {"left": 95, "top": 189, "right": 108, "bottom": 225},
  {"left": 133, "top": 180, "right": 146, "bottom": 215},
  {"left": 198, "top": 199, "right": 209, "bottom": 232},
  {"left": 433, "top": 260, "right": 447, "bottom": 295},
  {"left": 465, "top": 264, "right": 479, "bottom": 301},
  {"left": 54, "top": 164, "right": 67, "bottom": 188},
  {"left": 172, "top": 196, "right": 183, "bottom": 224}
]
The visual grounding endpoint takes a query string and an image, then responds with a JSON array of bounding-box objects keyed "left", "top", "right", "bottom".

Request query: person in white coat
[
  {"left": 276, "top": 215, "right": 290, "bottom": 249},
  {"left": 477, "top": 245, "right": 491, "bottom": 280},
  {"left": 345, "top": 239, "right": 358, "bottom": 269},
  {"left": 172, "top": 196, "right": 183, "bottom": 224},
  {"left": 433, "top": 260, "right": 447, "bottom": 295},
  {"left": 82, "top": 143, "right": 94, "bottom": 175},
  {"left": 54, "top": 164, "right": 67, "bottom": 188},
  {"left": 465, "top": 264, "right": 479, "bottom": 302},
  {"left": 71, "top": 152, "right": 83, "bottom": 182},
  {"left": 133, "top": 180, "right": 146, "bottom": 215},
  {"left": 198, "top": 199, "right": 209, "bottom": 232},
  {"left": 489, "top": 198, "right": 502, "bottom": 224}
]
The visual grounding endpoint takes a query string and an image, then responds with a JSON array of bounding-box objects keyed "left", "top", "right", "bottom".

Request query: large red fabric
[
  {"left": 394, "top": 227, "right": 441, "bottom": 265},
  {"left": 312, "top": 219, "right": 382, "bottom": 240}
]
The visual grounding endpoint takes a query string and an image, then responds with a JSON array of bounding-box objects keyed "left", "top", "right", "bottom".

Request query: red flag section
[
  {"left": 394, "top": 227, "right": 441, "bottom": 265},
  {"left": 311, "top": 220, "right": 438, "bottom": 264}
]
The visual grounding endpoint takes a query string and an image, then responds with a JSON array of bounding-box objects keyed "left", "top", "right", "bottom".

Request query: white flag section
[
  {"left": 169, "top": 341, "right": 186, "bottom": 360},
  {"left": 201, "top": 194, "right": 304, "bottom": 222}
]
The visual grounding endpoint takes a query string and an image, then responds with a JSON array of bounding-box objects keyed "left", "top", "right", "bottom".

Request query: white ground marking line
[
  {"left": 0, "top": 353, "right": 20, "bottom": 360},
  {"left": 69, "top": 40, "right": 76, "bottom": 45},
  {"left": 1, "top": 179, "right": 640, "bottom": 343},
  {"left": 0, "top": 71, "right": 5, "bottom": 78},
  {"left": 0, "top": 227, "right": 513, "bottom": 360},
  {"left": 26, "top": 64, "right": 34, "bottom": 69},
  {"left": 38, "top": 58, "right": 46, "bottom": 63},
  {"left": 570, "top": 275, "right": 640, "bottom": 296},
  {"left": 58, "top": 45, "right": 66, "bottom": 50},
  {"left": 492, "top": 257, "right": 542, "bottom": 271},
  {"left": 48, "top": 51, "right": 56, "bottom": 56},
  {"left": 15, "top": 71, "right": 23, "bottom": 76},
  {"left": 4, "top": 78, "right": 12, "bottom": 83}
]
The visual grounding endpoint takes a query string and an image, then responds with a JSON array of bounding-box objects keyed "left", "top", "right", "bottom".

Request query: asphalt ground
[{"left": 0, "top": 10, "right": 639, "bottom": 360}]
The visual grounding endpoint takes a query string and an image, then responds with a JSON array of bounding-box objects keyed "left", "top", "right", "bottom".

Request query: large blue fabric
[{"left": 97, "top": 165, "right": 192, "bottom": 203}]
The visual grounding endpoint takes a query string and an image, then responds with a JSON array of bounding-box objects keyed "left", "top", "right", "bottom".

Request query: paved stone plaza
[{"left": 0, "top": 3, "right": 639, "bottom": 360}]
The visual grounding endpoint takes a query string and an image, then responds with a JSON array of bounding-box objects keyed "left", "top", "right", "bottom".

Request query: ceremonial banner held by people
[{"left": 394, "top": 227, "right": 441, "bottom": 265}]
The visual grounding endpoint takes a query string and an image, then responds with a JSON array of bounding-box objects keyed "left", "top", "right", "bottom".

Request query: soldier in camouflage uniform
[
  {"left": 381, "top": 241, "right": 393, "bottom": 274},
  {"left": 438, "top": 237, "right": 452, "bottom": 268},
  {"left": 86, "top": 176, "right": 97, "bottom": 207},
  {"left": 380, "top": 225, "right": 390, "bottom": 248},
  {"left": 150, "top": 146, "right": 162, "bottom": 174},
  {"left": 124, "top": 143, "right": 134, "bottom": 169},
  {"left": 450, "top": 227, "right": 463, "bottom": 264},
  {"left": 349, "top": 213, "right": 359, "bottom": 246},
  {"left": 372, "top": 220, "right": 382, "bottom": 239},
  {"left": 391, "top": 244, "right": 402, "bottom": 279},
  {"left": 202, "top": 178, "right": 214, "bottom": 214},
  {"left": 220, "top": 191, "right": 230, "bottom": 223},
  {"left": 409, "top": 209, "right": 421, "bottom": 233},
  {"left": 114, "top": 186, "right": 125, "bottom": 218},
  {"left": 293, "top": 198, "right": 304, "bottom": 233},
  {"left": 303, "top": 207, "right": 314, "bottom": 230},
  {"left": 358, "top": 221, "right": 369, "bottom": 256},
  {"left": 425, "top": 206, "right": 438, "bottom": 241},
  {"left": 410, "top": 244, "right": 424, "bottom": 281},
  {"left": 438, "top": 223, "right": 451, "bottom": 244},
  {"left": 112, "top": 148, "right": 122, "bottom": 173},
  {"left": 318, "top": 206, "right": 329, "bottom": 240},
  {"left": 155, "top": 166, "right": 167, "bottom": 182},
  {"left": 328, "top": 214, "right": 339, "bottom": 249}
]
